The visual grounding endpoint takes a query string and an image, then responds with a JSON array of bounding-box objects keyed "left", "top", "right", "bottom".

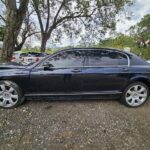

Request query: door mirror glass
[{"left": 43, "top": 62, "right": 54, "bottom": 70}]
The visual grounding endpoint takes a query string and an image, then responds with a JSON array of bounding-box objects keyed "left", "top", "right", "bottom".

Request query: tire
[
  {"left": 0, "top": 81, "right": 24, "bottom": 108},
  {"left": 121, "top": 82, "right": 149, "bottom": 107}
]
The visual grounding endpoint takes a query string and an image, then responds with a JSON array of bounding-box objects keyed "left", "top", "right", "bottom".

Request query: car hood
[{"left": 0, "top": 62, "right": 27, "bottom": 69}]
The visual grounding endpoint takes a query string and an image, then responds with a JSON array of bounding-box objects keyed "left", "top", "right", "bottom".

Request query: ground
[{"left": 0, "top": 98, "right": 150, "bottom": 150}]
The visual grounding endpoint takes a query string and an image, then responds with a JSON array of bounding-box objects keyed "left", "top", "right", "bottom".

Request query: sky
[{"left": 116, "top": 0, "right": 150, "bottom": 34}]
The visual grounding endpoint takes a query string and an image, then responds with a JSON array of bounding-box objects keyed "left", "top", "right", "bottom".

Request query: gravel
[{"left": 0, "top": 98, "right": 150, "bottom": 150}]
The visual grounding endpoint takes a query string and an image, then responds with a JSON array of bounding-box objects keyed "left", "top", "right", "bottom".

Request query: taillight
[
  {"left": 11, "top": 56, "right": 16, "bottom": 60},
  {"left": 36, "top": 57, "right": 39, "bottom": 62}
]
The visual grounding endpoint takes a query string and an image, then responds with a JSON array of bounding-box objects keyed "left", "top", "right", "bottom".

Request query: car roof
[{"left": 56, "top": 47, "right": 130, "bottom": 55}]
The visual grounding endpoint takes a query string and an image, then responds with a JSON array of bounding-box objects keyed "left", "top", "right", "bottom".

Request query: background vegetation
[{"left": 0, "top": 1, "right": 150, "bottom": 61}]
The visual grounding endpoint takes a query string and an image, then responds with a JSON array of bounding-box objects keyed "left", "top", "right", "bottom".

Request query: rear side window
[
  {"left": 129, "top": 54, "right": 148, "bottom": 65},
  {"left": 85, "top": 50, "right": 128, "bottom": 67}
]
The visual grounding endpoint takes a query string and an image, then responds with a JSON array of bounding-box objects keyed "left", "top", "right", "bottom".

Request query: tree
[
  {"left": 99, "top": 34, "right": 135, "bottom": 49},
  {"left": 1, "top": 0, "right": 29, "bottom": 62},
  {"left": 15, "top": 9, "right": 39, "bottom": 51},
  {"left": 0, "top": 1, "right": 38, "bottom": 52},
  {"left": 0, "top": 26, "right": 5, "bottom": 41},
  {"left": 129, "top": 14, "right": 150, "bottom": 48},
  {"left": 32, "top": 0, "right": 133, "bottom": 52}
]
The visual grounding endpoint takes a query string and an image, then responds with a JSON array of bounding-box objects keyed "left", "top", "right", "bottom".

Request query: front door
[{"left": 29, "top": 50, "right": 85, "bottom": 94}]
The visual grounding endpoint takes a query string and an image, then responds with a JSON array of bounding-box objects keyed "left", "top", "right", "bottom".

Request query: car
[
  {"left": 11, "top": 52, "right": 48, "bottom": 65},
  {"left": 19, "top": 52, "right": 48, "bottom": 65},
  {"left": 0, "top": 48, "right": 150, "bottom": 108},
  {"left": 11, "top": 51, "right": 22, "bottom": 63}
]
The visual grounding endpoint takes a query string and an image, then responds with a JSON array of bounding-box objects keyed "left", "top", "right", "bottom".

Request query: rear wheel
[
  {"left": 0, "top": 81, "right": 24, "bottom": 108},
  {"left": 121, "top": 82, "right": 149, "bottom": 107}
]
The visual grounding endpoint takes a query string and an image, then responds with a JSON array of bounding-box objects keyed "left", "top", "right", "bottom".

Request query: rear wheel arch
[{"left": 129, "top": 77, "right": 150, "bottom": 91}]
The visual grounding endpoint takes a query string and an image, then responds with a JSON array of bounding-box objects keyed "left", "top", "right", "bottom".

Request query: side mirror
[{"left": 43, "top": 62, "right": 54, "bottom": 70}]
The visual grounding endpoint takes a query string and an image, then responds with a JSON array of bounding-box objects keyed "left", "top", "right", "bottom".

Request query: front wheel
[
  {"left": 121, "top": 82, "right": 149, "bottom": 107},
  {"left": 0, "top": 81, "right": 24, "bottom": 108}
]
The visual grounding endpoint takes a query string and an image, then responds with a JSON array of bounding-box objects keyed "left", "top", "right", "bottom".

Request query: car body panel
[{"left": 29, "top": 67, "right": 83, "bottom": 93}]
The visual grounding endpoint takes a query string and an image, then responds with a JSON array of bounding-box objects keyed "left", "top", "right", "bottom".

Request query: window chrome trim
[
  {"left": 36, "top": 49, "right": 130, "bottom": 69},
  {"left": 35, "top": 65, "right": 129, "bottom": 70}
]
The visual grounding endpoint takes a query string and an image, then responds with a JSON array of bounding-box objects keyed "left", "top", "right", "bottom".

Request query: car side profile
[{"left": 0, "top": 48, "right": 150, "bottom": 108}]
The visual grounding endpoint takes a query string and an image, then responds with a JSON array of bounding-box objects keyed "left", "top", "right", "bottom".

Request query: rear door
[{"left": 82, "top": 49, "right": 130, "bottom": 92}]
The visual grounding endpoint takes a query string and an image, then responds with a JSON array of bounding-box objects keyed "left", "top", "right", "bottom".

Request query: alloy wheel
[
  {"left": 125, "top": 84, "right": 148, "bottom": 107},
  {"left": 0, "top": 84, "right": 18, "bottom": 108}
]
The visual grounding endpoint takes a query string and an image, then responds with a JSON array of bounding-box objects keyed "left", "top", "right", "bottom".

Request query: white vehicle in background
[
  {"left": 11, "top": 51, "right": 22, "bottom": 63},
  {"left": 20, "top": 52, "right": 48, "bottom": 65},
  {"left": 11, "top": 52, "right": 48, "bottom": 65}
]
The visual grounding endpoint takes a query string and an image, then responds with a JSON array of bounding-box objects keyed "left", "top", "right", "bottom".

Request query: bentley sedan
[{"left": 0, "top": 48, "right": 150, "bottom": 108}]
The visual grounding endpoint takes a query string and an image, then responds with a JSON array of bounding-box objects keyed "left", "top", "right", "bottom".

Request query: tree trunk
[
  {"left": 15, "top": 42, "right": 24, "bottom": 51},
  {"left": 41, "top": 33, "right": 48, "bottom": 52},
  {"left": 1, "top": 11, "right": 18, "bottom": 62},
  {"left": 1, "top": 0, "right": 29, "bottom": 62}
]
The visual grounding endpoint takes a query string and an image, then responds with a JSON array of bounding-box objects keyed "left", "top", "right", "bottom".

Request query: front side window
[
  {"left": 85, "top": 50, "right": 128, "bottom": 67},
  {"left": 44, "top": 50, "right": 85, "bottom": 68}
]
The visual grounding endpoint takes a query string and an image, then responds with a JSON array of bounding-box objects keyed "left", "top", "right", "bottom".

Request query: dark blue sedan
[{"left": 0, "top": 48, "right": 150, "bottom": 108}]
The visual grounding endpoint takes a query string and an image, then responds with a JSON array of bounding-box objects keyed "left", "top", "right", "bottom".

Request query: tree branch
[
  {"left": 26, "top": 31, "right": 40, "bottom": 38},
  {"left": 0, "top": 14, "right": 6, "bottom": 22},
  {"left": 45, "top": 0, "right": 50, "bottom": 32},
  {"left": 32, "top": 0, "right": 44, "bottom": 33},
  {"left": 55, "top": 11, "right": 95, "bottom": 28},
  {"left": 53, "top": 0, "right": 66, "bottom": 26}
]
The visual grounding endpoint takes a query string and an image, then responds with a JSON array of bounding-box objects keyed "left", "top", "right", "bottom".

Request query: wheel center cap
[
  {"left": 3, "top": 92, "right": 11, "bottom": 99},
  {"left": 133, "top": 93, "right": 138, "bottom": 98}
]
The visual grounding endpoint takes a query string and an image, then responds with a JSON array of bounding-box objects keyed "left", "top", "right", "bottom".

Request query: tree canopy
[
  {"left": 32, "top": 0, "right": 133, "bottom": 51},
  {"left": 129, "top": 14, "right": 150, "bottom": 47}
]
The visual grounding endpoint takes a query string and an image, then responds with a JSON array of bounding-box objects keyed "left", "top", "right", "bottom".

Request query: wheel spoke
[
  {"left": 0, "top": 85, "right": 6, "bottom": 91},
  {"left": 9, "top": 87, "right": 14, "bottom": 93},
  {"left": 130, "top": 98, "right": 136, "bottom": 105},
  {"left": 0, "top": 99, "right": 7, "bottom": 107},
  {"left": 127, "top": 89, "right": 133, "bottom": 95},
  {"left": 134, "top": 85, "right": 138, "bottom": 91},
  {"left": 136, "top": 98, "right": 143, "bottom": 104},
  {"left": 138, "top": 87, "right": 145, "bottom": 92},
  {"left": 11, "top": 95, "right": 18, "bottom": 99},
  {"left": 138, "top": 93, "right": 147, "bottom": 97},
  {"left": 126, "top": 95, "right": 132, "bottom": 101},
  {"left": 8, "top": 99, "right": 16, "bottom": 105}
]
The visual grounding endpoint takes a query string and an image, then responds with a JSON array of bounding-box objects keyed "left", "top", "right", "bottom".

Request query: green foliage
[
  {"left": 33, "top": 0, "right": 133, "bottom": 51},
  {"left": 130, "top": 14, "right": 150, "bottom": 42},
  {"left": 97, "top": 34, "right": 150, "bottom": 59},
  {"left": 21, "top": 48, "right": 53, "bottom": 54}
]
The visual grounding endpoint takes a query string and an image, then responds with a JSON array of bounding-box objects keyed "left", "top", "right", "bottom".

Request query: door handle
[
  {"left": 71, "top": 68, "right": 81, "bottom": 73},
  {"left": 122, "top": 68, "right": 129, "bottom": 72}
]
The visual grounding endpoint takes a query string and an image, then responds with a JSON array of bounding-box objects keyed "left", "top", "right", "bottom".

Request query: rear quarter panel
[{"left": 124, "top": 66, "right": 150, "bottom": 89}]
